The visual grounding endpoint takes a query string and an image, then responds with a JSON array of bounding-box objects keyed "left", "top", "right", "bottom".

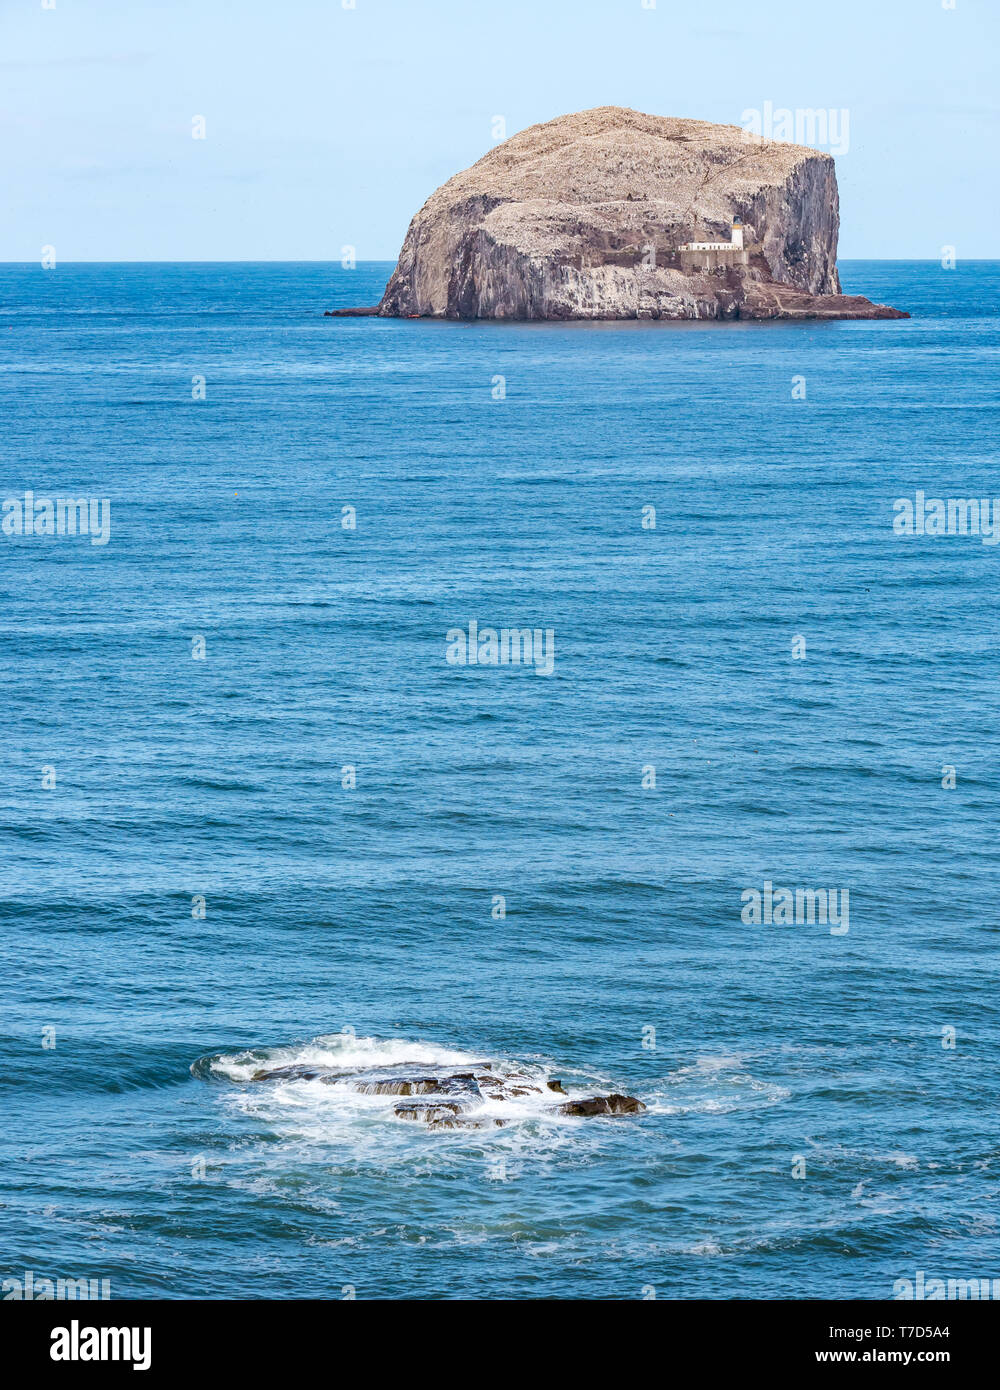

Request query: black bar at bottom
[{"left": 3, "top": 1298, "right": 993, "bottom": 1376}]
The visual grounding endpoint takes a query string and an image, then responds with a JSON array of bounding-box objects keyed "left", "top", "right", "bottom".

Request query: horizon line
[{"left": 2, "top": 257, "right": 997, "bottom": 266}]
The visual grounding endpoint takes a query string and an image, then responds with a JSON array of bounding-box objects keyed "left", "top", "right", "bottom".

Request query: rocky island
[{"left": 328, "top": 106, "right": 906, "bottom": 322}]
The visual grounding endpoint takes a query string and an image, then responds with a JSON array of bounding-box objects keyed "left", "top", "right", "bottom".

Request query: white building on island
[{"left": 679, "top": 217, "right": 750, "bottom": 271}]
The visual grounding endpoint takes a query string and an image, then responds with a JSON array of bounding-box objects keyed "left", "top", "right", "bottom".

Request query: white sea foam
[
  {"left": 207, "top": 1031, "right": 480, "bottom": 1083},
  {"left": 642, "top": 1054, "right": 790, "bottom": 1116},
  {"left": 197, "top": 1032, "right": 613, "bottom": 1140},
  {"left": 195, "top": 1033, "right": 790, "bottom": 1156},
  {"left": 877, "top": 1150, "right": 919, "bottom": 1170}
]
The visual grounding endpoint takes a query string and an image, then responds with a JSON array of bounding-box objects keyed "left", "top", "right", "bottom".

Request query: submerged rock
[
  {"left": 354, "top": 106, "right": 905, "bottom": 322},
  {"left": 393, "top": 1101, "right": 508, "bottom": 1130},
  {"left": 250, "top": 1064, "right": 330, "bottom": 1082}
]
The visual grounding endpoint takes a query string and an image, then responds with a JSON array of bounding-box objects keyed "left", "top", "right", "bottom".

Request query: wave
[
  {"left": 192, "top": 1031, "right": 645, "bottom": 1135},
  {"left": 642, "top": 1053, "right": 791, "bottom": 1115},
  {"left": 191, "top": 1034, "right": 791, "bottom": 1159},
  {"left": 195, "top": 1032, "right": 481, "bottom": 1083}
]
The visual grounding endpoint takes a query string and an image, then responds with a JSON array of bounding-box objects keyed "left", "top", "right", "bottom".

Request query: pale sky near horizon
[{"left": 3, "top": 0, "right": 998, "bottom": 261}]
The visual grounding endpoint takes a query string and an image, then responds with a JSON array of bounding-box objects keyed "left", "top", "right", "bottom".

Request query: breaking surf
[{"left": 193, "top": 1032, "right": 645, "bottom": 1131}]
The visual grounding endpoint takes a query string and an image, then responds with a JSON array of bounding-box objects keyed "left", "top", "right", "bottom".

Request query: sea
[{"left": 1, "top": 260, "right": 998, "bottom": 1300}]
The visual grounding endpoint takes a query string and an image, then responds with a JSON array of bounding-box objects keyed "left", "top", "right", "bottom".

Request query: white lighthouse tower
[{"left": 678, "top": 216, "right": 750, "bottom": 271}]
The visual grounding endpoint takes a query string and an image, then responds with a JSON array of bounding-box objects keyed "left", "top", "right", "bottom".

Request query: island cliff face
[{"left": 361, "top": 107, "right": 905, "bottom": 322}]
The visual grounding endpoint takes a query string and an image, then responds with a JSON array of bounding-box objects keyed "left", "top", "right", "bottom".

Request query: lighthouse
[{"left": 678, "top": 215, "right": 751, "bottom": 271}]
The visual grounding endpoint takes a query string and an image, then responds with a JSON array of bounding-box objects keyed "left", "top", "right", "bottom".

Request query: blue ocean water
[{"left": 1, "top": 260, "right": 998, "bottom": 1301}]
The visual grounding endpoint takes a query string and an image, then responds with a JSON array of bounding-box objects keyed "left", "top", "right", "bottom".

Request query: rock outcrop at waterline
[
  {"left": 248, "top": 1061, "right": 645, "bottom": 1129},
  {"left": 327, "top": 106, "right": 906, "bottom": 322}
]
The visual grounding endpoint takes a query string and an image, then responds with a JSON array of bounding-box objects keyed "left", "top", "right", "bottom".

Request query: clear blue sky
[{"left": 4, "top": 0, "right": 997, "bottom": 261}]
